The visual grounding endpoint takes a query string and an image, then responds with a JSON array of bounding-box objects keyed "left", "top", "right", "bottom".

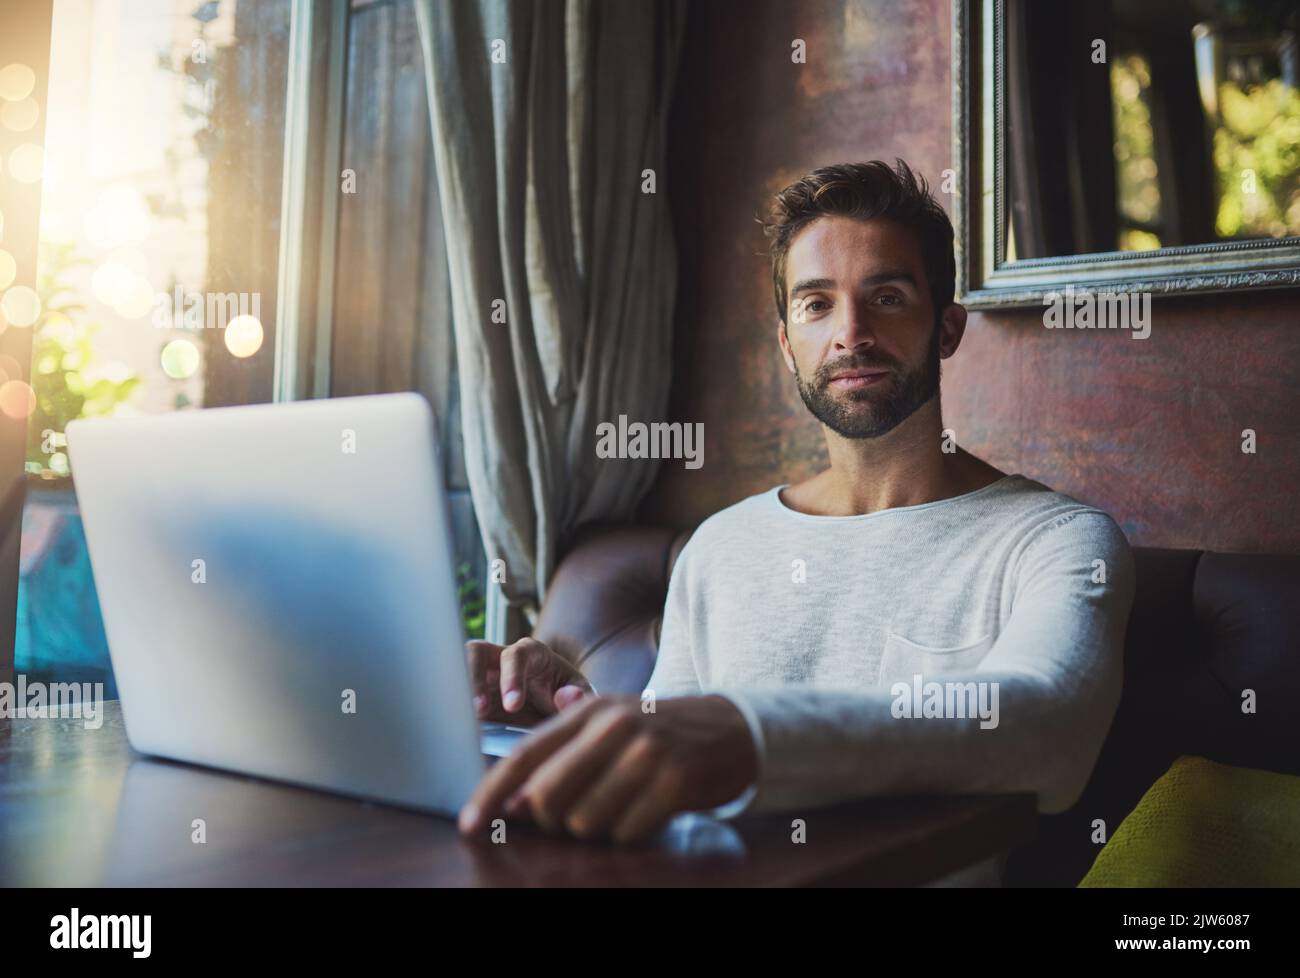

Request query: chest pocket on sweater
[{"left": 877, "top": 631, "right": 996, "bottom": 686}]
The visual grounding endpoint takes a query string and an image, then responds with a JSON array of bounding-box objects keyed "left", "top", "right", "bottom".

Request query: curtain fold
[{"left": 414, "top": 0, "right": 686, "bottom": 613}]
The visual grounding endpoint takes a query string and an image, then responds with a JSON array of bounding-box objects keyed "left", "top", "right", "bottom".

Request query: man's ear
[
  {"left": 937, "top": 303, "right": 969, "bottom": 360},
  {"left": 777, "top": 320, "right": 797, "bottom": 374}
]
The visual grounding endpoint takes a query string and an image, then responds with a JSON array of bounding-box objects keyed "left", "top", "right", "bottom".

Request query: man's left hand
[{"left": 457, "top": 694, "right": 759, "bottom": 844}]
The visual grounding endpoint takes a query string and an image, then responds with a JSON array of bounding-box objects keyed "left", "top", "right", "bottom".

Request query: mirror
[{"left": 954, "top": 0, "right": 1300, "bottom": 307}]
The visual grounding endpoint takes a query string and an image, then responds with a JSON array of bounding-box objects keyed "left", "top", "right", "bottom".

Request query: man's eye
[
  {"left": 805, "top": 300, "right": 829, "bottom": 312},
  {"left": 876, "top": 293, "right": 902, "bottom": 306}
]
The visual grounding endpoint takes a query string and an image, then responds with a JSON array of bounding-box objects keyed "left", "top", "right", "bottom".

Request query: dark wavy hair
[{"left": 761, "top": 159, "right": 956, "bottom": 325}]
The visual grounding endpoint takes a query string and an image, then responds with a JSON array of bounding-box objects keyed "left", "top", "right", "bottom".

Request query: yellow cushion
[{"left": 1079, "top": 755, "right": 1300, "bottom": 887}]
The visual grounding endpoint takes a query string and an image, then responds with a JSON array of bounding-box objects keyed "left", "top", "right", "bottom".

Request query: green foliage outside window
[
  {"left": 1214, "top": 77, "right": 1300, "bottom": 238},
  {"left": 456, "top": 561, "right": 486, "bottom": 640},
  {"left": 25, "top": 242, "right": 140, "bottom": 479},
  {"left": 1112, "top": 53, "right": 1163, "bottom": 248}
]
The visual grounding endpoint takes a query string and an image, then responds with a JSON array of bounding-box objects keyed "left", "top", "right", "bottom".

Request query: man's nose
[{"left": 832, "top": 301, "right": 876, "bottom": 352}]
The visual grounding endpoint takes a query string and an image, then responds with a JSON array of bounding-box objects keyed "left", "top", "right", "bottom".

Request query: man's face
[{"left": 778, "top": 215, "right": 958, "bottom": 440}]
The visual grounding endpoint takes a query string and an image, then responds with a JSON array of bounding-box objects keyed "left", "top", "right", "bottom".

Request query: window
[
  {"left": 1112, "top": 53, "right": 1164, "bottom": 251},
  {"left": 14, "top": 0, "right": 291, "bottom": 693},
  {"left": 7, "top": 0, "right": 482, "bottom": 694}
]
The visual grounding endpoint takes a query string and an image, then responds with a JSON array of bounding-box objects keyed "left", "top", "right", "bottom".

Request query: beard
[{"left": 792, "top": 321, "right": 941, "bottom": 440}]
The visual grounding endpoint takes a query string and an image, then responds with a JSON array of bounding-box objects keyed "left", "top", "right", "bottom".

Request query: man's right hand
[{"left": 465, "top": 637, "right": 593, "bottom": 726}]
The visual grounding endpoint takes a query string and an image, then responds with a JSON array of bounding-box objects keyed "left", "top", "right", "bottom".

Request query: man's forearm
[{"left": 716, "top": 663, "right": 1122, "bottom": 816}]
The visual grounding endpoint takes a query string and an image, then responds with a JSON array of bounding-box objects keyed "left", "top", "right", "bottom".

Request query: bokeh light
[
  {"left": 91, "top": 261, "right": 139, "bottom": 307},
  {"left": 83, "top": 188, "right": 150, "bottom": 250},
  {"left": 160, "top": 338, "right": 201, "bottom": 379},
  {"left": 0, "top": 380, "right": 36, "bottom": 419},
  {"left": 0, "top": 285, "right": 40, "bottom": 326},
  {"left": 8, "top": 143, "right": 44, "bottom": 183},
  {"left": 115, "top": 278, "right": 156, "bottom": 319},
  {"left": 0, "top": 250, "right": 15, "bottom": 290},
  {"left": 224, "top": 314, "right": 264, "bottom": 358},
  {"left": 0, "top": 97, "right": 38, "bottom": 132},
  {"left": 96, "top": 248, "right": 155, "bottom": 319},
  {"left": 0, "top": 64, "right": 35, "bottom": 102}
]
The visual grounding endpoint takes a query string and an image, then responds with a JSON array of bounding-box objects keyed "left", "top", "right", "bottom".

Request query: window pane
[{"left": 18, "top": 0, "right": 292, "bottom": 691}]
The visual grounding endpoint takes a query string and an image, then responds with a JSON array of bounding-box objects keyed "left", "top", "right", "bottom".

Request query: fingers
[
  {"left": 508, "top": 705, "right": 640, "bottom": 833},
  {"left": 552, "top": 684, "right": 589, "bottom": 712},
  {"left": 459, "top": 701, "right": 659, "bottom": 842},
  {"left": 458, "top": 700, "right": 593, "bottom": 834},
  {"left": 608, "top": 766, "right": 683, "bottom": 845},
  {"left": 470, "top": 637, "right": 591, "bottom": 723},
  {"left": 563, "top": 734, "right": 661, "bottom": 839},
  {"left": 498, "top": 638, "right": 547, "bottom": 714},
  {"left": 459, "top": 696, "right": 743, "bottom": 847}
]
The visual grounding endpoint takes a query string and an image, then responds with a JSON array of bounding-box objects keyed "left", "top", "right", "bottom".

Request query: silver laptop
[{"left": 67, "top": 393, "right": 521, "bottom": 817}]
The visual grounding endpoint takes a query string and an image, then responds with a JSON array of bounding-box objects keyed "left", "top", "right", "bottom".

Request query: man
[{"left": 458, "top": 160, "right": 1134, "bottom": 854}]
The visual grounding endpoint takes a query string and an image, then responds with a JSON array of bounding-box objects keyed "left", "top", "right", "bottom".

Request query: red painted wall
[{"left": 642, "top": 0, "right": 1300, "bottom": 555}]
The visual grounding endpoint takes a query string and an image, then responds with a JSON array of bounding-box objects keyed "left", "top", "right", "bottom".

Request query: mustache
[{"left": 814, "top": 355, "right": 898, "bottom": 383}]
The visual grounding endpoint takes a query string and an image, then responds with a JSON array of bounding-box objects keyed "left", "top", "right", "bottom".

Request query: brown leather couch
[{"left": 533, "top": 525, "right": 1300, "bottom": 886}]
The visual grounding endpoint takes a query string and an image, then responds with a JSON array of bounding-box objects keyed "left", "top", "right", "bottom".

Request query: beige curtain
[{"left": 414, "top": 0, "right": 686, "bottom": 614}]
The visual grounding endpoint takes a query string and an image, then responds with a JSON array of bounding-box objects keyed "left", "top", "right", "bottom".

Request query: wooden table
[{"left": 0, "top": 702, "right": 1036, "bottom": 887}]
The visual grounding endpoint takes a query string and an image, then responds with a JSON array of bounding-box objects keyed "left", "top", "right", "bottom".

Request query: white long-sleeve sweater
[{"left": 645, "top": 474, "right": 1135, "bottom": 820}]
